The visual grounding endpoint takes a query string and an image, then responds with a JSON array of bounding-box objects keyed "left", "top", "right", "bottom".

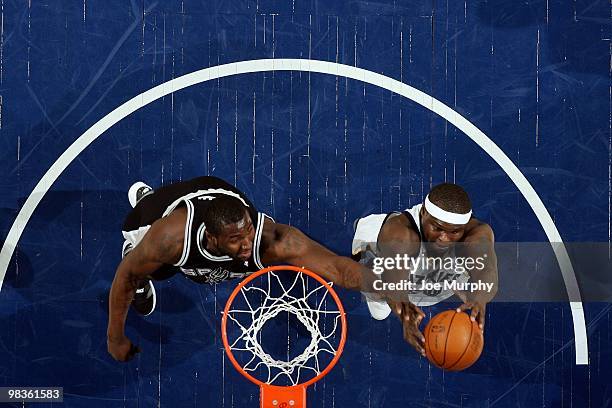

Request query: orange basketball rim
[{"left": 221, "top": 265, "right": 348, "bottom": 408}]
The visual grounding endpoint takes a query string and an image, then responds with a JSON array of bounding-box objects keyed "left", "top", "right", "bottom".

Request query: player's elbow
[{"left": 113, "top": 258, "right": 142, "bottom": 291}]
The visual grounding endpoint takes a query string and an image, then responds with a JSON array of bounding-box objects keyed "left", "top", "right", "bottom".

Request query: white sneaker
[
  {"left": 364, "top": 293, "right": 392, "bottom": 320},
  {"left": 128, "top": 182, "right": 153, "bottom": 208},
  {"left": 133, "top": 280, "right": 157, "bottom": 316}
]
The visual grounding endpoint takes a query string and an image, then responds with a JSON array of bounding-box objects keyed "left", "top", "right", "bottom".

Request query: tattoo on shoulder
[{"left": 156, "top": 232, "right": 183, "bottom": 263}]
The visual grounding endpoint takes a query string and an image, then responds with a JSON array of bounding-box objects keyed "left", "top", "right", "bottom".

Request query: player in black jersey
[{"left": 107, "top": 176, "right": 418, "bottom": 362}]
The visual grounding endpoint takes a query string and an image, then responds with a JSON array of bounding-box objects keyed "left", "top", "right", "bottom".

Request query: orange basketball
[{"left": 424, "top": 310, "right": 484, "bottom": 371}]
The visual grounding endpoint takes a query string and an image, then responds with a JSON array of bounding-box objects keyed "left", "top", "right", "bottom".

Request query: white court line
[{"left": 0, "top": 58, "right": 588, "bottom": 365}]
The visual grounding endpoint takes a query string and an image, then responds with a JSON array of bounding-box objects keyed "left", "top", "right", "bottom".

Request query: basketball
[{"left": 424, "top": 310, "right": 484, "bottom": 371}]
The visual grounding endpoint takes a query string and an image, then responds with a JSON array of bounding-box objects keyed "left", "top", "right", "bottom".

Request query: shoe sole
[{"left": 128, "top": 182, "right": 152, "bottom": 208}]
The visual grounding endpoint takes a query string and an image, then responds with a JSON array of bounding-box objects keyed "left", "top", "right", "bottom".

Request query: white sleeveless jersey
[{"left": 353, "top": 204, "right": 469, "bottom": 306}]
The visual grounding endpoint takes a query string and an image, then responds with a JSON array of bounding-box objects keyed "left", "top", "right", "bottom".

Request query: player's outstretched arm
[
  {"left": 262, "top": 222, "right": 376, "bottom": 291},
  {"left": 262, "top": 221, "right": 426, "bottom": 355},
  {"left": 376, "top": 213, "right": 421, "bottom": 285},
  {"left": 376, "top": 215, "right": 426, "bottom": 356},
  {"left": 455, "top": 223, "right": 498, "bottom": 331},
  {"left": 462, "top": 224, "right": 498, "bottom": 300},
  {"left": 107, "top": 212, "right": 184, "bottom": 362}
]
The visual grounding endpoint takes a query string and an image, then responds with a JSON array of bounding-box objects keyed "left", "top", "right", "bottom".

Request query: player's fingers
[
  {"left": 405, "top": 321, "right": 425, "bottom": 345},
  {"left": 415, "top": 327, "right": 425, "bottom": 345},
  {"left": 414, "top": 343, "right": 426, "bottom": 356},
  {"left": 416, "top": 313, "right": 424, "bottom": 325},
  {"left": 405, "top": 332, "right": 426, "bottom": 356},
  {"left": 389, "top": 301, "right": 404, "bottom": 319},
  {"left": 396, "top": 303, "right": 411, "bottom": 323},
  {"left": 476, "top": 308, "right": 486, "bottom": 331},
  {"left": 126, "top": 343, "right": 141, "bottom": 361},
  {"left": 393, "top": 302, "right": 401, "bottom": 316},
  {"left": 403, "top": 304, "right": 415, "bottom": 323},
  {"left": 456, "top": 302, "right": 472, "bottom": 313},
  {"left": 403, "top": 303, "right": 423, "bottom": 326},
  {"left": 402, "top": 326, "right": 411, "bottom": 343},
  {"left": 469, "top": 306, "right": 479, "bottom": 322},
  {"left": 411, "top": 303, "right": 426, "bottom": 319},
  {"left": 414, "top": 337, "right": 426, "bottom": 356}
]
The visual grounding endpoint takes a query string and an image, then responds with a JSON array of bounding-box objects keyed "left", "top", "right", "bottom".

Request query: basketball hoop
[{"left": 221, "top": 265, "right": 347, "bottom": 408}]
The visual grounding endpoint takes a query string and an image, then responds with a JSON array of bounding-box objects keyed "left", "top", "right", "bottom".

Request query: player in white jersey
[{"left": 352, "top": 183, "right": 498, "bottom": 355}]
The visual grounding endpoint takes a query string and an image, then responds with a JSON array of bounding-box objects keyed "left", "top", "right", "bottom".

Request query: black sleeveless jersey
[{"left": 122, "top": 176, "right": 269, "bottom": 284}]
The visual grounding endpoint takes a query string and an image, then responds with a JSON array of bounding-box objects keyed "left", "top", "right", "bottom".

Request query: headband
[{"left": 424, "top": 194, "right": 472, "bottom": 225}]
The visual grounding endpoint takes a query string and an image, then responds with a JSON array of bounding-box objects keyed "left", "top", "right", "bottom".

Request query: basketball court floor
[{"left": 0, "top": 1, "right": 610, "bottom": 406}]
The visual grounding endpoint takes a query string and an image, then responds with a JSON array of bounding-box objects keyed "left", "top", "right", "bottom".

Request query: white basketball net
[{"left": 225, "top": 271, "right": 343, "bottom": 386}]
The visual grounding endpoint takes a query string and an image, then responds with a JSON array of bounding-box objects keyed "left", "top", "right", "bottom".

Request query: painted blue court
[{"left": 0, "top": 1, "right": 610, "bottom": 407}]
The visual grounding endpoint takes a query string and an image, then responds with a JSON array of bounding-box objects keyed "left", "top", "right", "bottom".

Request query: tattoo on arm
[
  {"left": 154, "top": 231, "right": 183, "bottom": 264},
  {"left": 280, "top": 227, "right": 305, "bottom": 257}
]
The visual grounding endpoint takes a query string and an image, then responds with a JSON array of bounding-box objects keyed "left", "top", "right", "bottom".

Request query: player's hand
[
  {"left": 457, "top": 301, "right": 486, "bottom": 332},
  {"left": 390, "top": 300, "right": 426, "bottom": 357},
  {"left": 107, "top": 335, "right": 141, "bottom": 362}
]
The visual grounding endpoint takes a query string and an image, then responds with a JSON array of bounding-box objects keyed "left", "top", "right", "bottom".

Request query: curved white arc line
[{"left": 0, "top": 58, "right": 588, "bottom": 364}]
